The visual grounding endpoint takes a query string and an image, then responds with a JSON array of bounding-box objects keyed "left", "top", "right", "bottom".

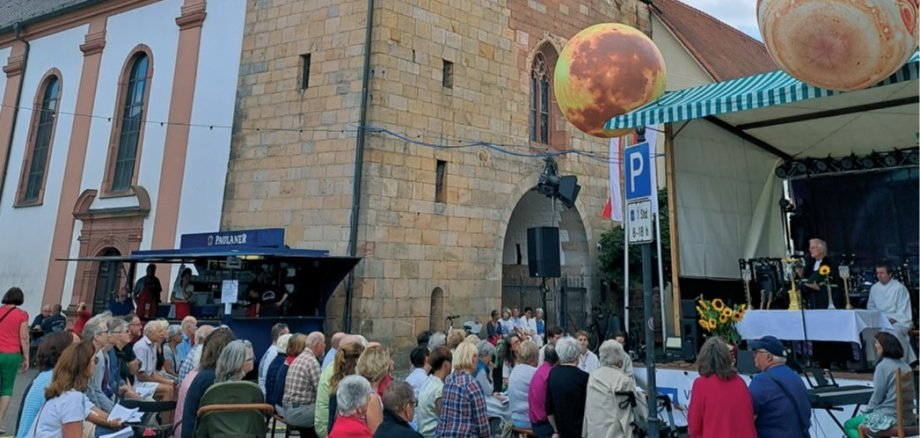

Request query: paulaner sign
[{"left": 180, "top": 228, "right": 285, "bottom": 249}]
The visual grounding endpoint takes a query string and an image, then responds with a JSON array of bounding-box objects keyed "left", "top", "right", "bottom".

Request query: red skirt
[
  {"left": 137, "top": 292, "right": 158, "bottom": 321},
  {"left": 174, "top": 302, "right": 192, "bottom": 320}
]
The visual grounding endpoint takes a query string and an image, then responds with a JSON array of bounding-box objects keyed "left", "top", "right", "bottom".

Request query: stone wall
[{"left": 224, "top": 0, "right": 650, "bottom": 360}]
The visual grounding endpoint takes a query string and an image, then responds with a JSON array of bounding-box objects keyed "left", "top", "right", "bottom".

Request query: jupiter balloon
[
  {"left": 553, "top": 23, "right": 666, "bottom": 138},
  {"left": 758, "top": 0, "right": 919, "bottom": 91}
]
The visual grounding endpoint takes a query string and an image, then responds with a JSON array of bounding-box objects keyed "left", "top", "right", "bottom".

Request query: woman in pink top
[
  {"left": 527, "top": 344, "right": 558, "bottom": 438},
  {"left": 688, "top": 336, "right": 756, "bottom": 438},
  {"left": 0, "top": 287, "right": 30, "bottom": 433}
]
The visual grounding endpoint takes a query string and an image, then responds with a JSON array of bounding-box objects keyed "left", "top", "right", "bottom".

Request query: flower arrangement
[{"left": 696, "top": 298, "right": 746, "bottom": 344}]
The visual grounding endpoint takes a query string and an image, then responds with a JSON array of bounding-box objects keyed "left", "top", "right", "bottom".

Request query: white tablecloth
[{"left": 736, "top": 309, "right": 892, "bottom": 343}]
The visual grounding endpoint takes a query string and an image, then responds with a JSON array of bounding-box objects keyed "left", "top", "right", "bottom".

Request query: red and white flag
[
  {"left": 604, "top": 136, "right": 624, "bottom": 221},
  {"left": 603, "top": 127, "right": 659, "bottom": 220}
]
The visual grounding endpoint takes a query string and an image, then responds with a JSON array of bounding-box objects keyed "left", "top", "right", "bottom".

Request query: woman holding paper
[{"left": 24, "top": 342, "right": 123, "bottom": 438}]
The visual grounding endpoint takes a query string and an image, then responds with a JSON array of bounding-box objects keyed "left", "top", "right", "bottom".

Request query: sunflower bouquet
[{"left": 696, "top": 298, "right": 745, "bottom": 344}]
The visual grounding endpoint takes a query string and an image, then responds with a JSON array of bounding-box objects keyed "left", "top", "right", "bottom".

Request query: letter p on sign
[{"left": 624, "top": 142, "right": 652, "bottom": 201}]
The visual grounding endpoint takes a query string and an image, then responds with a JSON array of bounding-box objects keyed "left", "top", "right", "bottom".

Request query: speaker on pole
[{"left": 527, "top": 227, "right": 561, "bottom": 278}]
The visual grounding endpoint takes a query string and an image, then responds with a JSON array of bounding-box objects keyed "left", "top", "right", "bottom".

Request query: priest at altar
[{"left": 868, "top": 262, "right": 917, "bottom": 363}]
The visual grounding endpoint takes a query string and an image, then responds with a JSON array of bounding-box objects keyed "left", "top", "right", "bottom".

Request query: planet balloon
[
  {"left": 758, "top": 0, "right": 919, "bottom": 91},
  {"left": 554, "top": 23, "right": 666, "bottom": 138}
]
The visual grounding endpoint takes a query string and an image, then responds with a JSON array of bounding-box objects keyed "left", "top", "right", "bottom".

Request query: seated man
[
  {"left": 40, "top": 304, "right": 67, "bottom": 334},
  {"left": 748, "top": 336, "right": 812, "bottom": 438},
  {"left": 868, "top": 262, "right": 917, "bottom": 363},
  {"left": 133, "top": 320, "right": 177, "bottom": 403}
]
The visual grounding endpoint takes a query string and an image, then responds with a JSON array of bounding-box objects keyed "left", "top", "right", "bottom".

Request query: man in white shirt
[
  {"left": 133, "top": 320, "right": 176, "bottom": 404},
  {"left": 322, "top": 332, "right": 345, "bottom": 370},
  {"left": 258, "top": 323, "right": 289, "bottom": 393},
  {"left": 868, "top": 262, "right": 917, "bottom": 363},
  {"left": 404, "top": 346, "right": 429, "bottom": 397},
  {"left": 538, "top": 326, "right": 564, "bottom": 364},
  {"left": 575, "top": 330, "right": 600, "bottom": 373}
]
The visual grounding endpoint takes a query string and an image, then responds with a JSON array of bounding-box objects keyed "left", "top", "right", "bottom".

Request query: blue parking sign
[{"left": 624, "top": 141, "right": 652, "bottom": 201}]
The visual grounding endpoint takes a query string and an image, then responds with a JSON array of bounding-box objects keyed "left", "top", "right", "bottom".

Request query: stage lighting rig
[{"left": 536, "top": 157, "right": 581, "bottom": 209}]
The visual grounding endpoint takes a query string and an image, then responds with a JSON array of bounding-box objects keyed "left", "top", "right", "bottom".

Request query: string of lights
[{"left": 0, "top": 102, "right": 663, "bottom": 164}]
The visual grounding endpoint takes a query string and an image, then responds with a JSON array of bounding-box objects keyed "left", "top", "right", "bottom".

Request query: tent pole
[
  {"left": 622, "top": 135, "right": 630, "bottom": 337},
  {"left": 665, "top": 123, "right": 682, "bottom": 336}
]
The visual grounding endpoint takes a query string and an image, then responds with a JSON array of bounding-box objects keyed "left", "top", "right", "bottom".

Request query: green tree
[{"left": 598, "top": 188, "right": 671, "bottom": 292}]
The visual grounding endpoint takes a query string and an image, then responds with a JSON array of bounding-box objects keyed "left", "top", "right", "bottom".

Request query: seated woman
[
  {"left": 583, "top": 340, "right": 636, "bottom": 437},
  {"left": 508, "top": 340, "right": 539, "bottom": 429},
  {"left": 264, "top": 333, "right": 294, "bottom": 408},
  {"left": 472, "top": 340, "right": 494, "bottom": 396},
  {"left": 16, "top": 332, "right": 78, "bottom": 438},
  {"left": 844, "top": 331, "right": 916, "bottom": 438},
  {"left": 163, "top": 325, "right": 183, "bottom": 380},
  {"left": 105, "top": 318, "right": 142, "bottom": 400},
  {"left": 326, "top": 342, "right": 366, "bottom": 434},
  {"left": 417, "top": 346, "right": 452, "bottom": 438},
  {"left": 215, "top": 340, "right": 255, "bottom": 383},
  {"left": 25, "top": 342, "right": 122, "bottom": 438},
  {"left": 178, "top": 327, "right": 237, "bottom": 438},
  {"left": 329, "top": 375, "right": 373, "bottom": 438},
  {"left": 356, "top": 346, "right": 391, "bottom": 434},
  {"left": 435, "top": 342, "right": 490, "bottom": 437},
  {"left": 688, "top": 336, "right": 756, "bottom": 438}
]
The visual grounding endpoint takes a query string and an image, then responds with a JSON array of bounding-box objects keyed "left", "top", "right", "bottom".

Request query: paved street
[{"left": 2, "top": 369, "right": 38, "bottom": 437}]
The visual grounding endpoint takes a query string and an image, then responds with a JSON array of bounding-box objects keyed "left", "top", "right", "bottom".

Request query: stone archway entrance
[
  {"left": 70, "top": 187, "right": 149, "bottom": 311},
  {"left": 501, "top": 189, "right": 591, "bottom": 330}
]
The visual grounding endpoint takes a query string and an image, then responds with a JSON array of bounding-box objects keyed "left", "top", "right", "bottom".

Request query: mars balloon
[
  {"left": 554, "top": 23, "right": 666, "bottom": 138},
  {"left": 758, "top": 0, "right": 919, "bottom": 91}
]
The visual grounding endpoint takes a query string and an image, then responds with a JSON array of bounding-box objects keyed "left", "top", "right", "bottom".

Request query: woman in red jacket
[{"left": 688, "top": 336, "right": 756, "bottom": 438}]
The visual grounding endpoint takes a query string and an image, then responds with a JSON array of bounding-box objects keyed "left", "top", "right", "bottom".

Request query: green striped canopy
[{"left": 605, "top": 52, "right": 920, "bottom": 130}]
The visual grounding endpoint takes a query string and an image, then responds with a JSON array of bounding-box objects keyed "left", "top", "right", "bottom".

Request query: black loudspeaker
[
  {"left": 679, "top": 318, "right": 701, "bottom": 361},
  {"left": 527, "top": 227, "right": 561, "bottom": 278},
  {"left": 680, "top": 299, "right": 697, "bottom": 318},
  {"left": 557, "top": 176, "right": 581, "bottom": 209}
]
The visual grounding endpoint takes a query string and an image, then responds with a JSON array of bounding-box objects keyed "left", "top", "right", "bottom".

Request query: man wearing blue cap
[{"left": 748, "top": 335, "right": 812, "bottom": 438}]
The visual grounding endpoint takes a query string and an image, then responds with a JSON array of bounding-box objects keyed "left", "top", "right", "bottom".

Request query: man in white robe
[{"left": 867, "top": 263, "right": 916, "bottom": 363}]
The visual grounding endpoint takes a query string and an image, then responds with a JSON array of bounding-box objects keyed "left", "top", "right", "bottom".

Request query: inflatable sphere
[
  {"left": 554, "top": 23, "right": 666, "bottom": 138},
  {"left": 758, "top": 0, "right": 919, "bottom": 91}
]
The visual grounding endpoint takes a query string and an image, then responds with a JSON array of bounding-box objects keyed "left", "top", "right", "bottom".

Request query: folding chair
[{"left": 196, "top": 381, "right": 273, "bottom": 437}]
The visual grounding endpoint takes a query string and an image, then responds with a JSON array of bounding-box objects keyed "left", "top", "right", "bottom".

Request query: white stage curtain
[{"left": 672, "top": 120, "right": 785, "bottom": 279}]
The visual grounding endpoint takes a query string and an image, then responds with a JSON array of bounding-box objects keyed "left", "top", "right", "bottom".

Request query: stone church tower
[{"left": 223, "top": 0, "right": 650, "bottom": 355}]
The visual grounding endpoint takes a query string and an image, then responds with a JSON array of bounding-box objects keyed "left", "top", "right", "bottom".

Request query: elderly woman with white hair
[
  {"left": 473, "top": 340, "right": 495, "bottom": 396},
  {"left": 545, "top": 336, "right": 589, "bottom": 438},
  {"left": 163, "top": 324, "right": 183, "bottom": 379},
  {"left": 509, "top": 340, "right": 539, "bottom": 429},
  {"left": 215, "top": 339, "right": 256, "bottom": 383},
  {"left": 583, "top": 340, "right": 636, "bottom": 437},
  {"left": 328, "top": 375, "right": 374, "bottom": 438}
]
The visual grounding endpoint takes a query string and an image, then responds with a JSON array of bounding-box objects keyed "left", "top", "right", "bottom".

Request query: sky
[{"left": 679, "top": 0, "right": 761, "bottom": 40}]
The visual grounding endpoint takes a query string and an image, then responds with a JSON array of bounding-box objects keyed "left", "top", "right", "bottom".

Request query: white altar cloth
[{"left": 736, "top": 309, "right": 892, "bottom": 343}]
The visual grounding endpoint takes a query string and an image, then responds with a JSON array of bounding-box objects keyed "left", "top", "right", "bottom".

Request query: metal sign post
[{"left": 624, "top": 135, "right": 659, "bottom": 437}]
